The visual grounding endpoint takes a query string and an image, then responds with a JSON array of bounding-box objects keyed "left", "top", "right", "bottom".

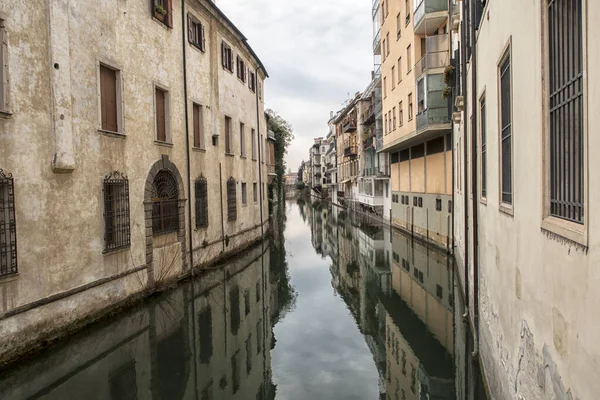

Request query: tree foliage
[{"left": 266, "top": 109, "right": 294, "bottom": 189}]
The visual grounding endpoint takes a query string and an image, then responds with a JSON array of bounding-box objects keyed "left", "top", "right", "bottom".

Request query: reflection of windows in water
[
  {"left": 401, "top": 350, "right": 406, "bottom": 375},
  {"left": 156, "top": 327, "right": 188, "bottom": 400},
  {"left": 256, "top": 320, "right": 263, "bottom": 354},
  {"left": 256, "top": 281, "right": 261, "bottom": 302},
  {"left": 231, "top": 351, "right": 240, "bottom": 394},
  {"left": 244, "top": 290, "right": 250, "bottom": 315},
  {"left": 198, "top": 306, "right": 213, "bottom": 363},
  {"left": 256, "top": 383, "right": 265, "bottom": 400},
  {"left": 230, "top": 286, "right": 240, "bottom": 335},
  {"left": 246, "top": 335, "right": 252, "bottom": 374},
  {"left": 109, "top": 360, "right": 138, "bottom": 400},
  {"left": 410, "top": 365, "right": 416, "bottom": 393},
  {"left": 436, "top": 284, "right": 443, "bottom": 299}
]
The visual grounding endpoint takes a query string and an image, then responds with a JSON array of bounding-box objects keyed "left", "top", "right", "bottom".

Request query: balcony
[
  {"left": 416, "top": 73, "right": 451, "bottom": 133},
  {"left": 362, "top": 105, "right": 376, "bottom": 125},
  {"left": 373, "top": 29, "right": 381, "bottom": 55},
  {"left": 344, "top": 145, "right": 358, "bottom": 157},
  {"left": 363, "top": 136, "right": 374, "bottom": 150},
  {"left": 343, "top": 119, "right": 357, "bottom": 133},
  {"left": 414, "top": 34, "right": 449, "bottom": 78},
  {"left": 414, "top": 0, "right": 448, "bottom": 35}
]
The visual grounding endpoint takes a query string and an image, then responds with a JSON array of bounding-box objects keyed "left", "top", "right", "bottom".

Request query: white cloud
[{"left": 216, "top": 0, "right": 374, "bottom": 171}]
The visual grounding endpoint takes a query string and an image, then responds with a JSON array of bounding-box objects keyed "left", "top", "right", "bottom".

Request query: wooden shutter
[
  {"left": 225, "top": 116, "right": 231, "bottom": 153},
  {"left": 193, "top": 104, "right": 200, "bottom": 147},
  {"left": 100, "top": 65, "right": 118, "bottom": 132},
  {"left": 166, "top": 0, "right": 173, "bottom": 28},
  {"left": 156, "top": 89, "right": 166, "bottom": 142},
  {"left": 187, "top": 15, "right": 193, "bottom": 43},
  {"left": 221, "top": 42, "right": 226, "bottom": 68},
  {"left": 200, "top": 24, "right": 206, "bottom": 52}
]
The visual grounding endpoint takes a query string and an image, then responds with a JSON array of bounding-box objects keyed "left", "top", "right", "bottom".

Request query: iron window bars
[
  {"left": 500, "top": 51, "right": 513, "bottom": 205},
  {"left": 0, "top": 169, "right": 17, "bottom": 277},
  {"left": 227, "top": 177, "right": 237, "bottom": 222},
  {"left": 195, "top": 176, "right": 208, "bottom": 228},
  {"left": 152, "top": 170, "right": 180, "bottom": 235},
  {"left": 548, "top": 0, "right": 584, "bottom": 223},
  {"left": 103, "top": 171, "right": 131, "bottom": 252}
]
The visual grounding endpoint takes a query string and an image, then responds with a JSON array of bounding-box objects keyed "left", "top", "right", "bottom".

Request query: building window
[
  {"left": 398, "top": 57, "right": 402, "bottom": 83},
  {"left": 221, "top": 41, "right": 234, "bottom": 72},
  {"left": 408, "top": 93, "right": 413, "bottom": 120},
  {"left": 187, "top": 14, "right": 205, "bottom": 52},
  {"left": 256, "top": 281, "right": 261, "bottom": 302},
  {"left": 386, "top": 32, "right": 390, "bottom": 55},
  {"left": 385, "top": 0, "right": 389, "bottom": 16},
  {"left": 249, "top": 71, "right": 256, "bottom": 92},
  {"left": 382, "top": 38, "right": 387, "bottom": 61},
  {"left": 0, "top": 18, "right": 8, "bottom": 112},
  {"left": 548, "top": 0, "right": 584, "bottom": 224},
  {"left": 499, "top": 47, "right": 512, "bottom": 205},
  {"left": 392, "top": 107, "right": 396, "bottom": 130},
  {"left": 244, "top": 290, "right": 250, "bottom": 315},
  {"left": 381, "top": 1, "right": 386, "bottom": 20},
  {"left": 240, "top": 122, "right": 246, "bottom": 157},
  {"left": 480, "top": 95, "right": 487, "bottom": 199},
  {"left": 152, "top": 0, "right": 172, "bottom": 28},
  {"left": 405, "top": 0, "right": 410, "bottom": 25},
  {"left": 193, "top": 103, "right": 204, "bottom": 149},
  {"left": 225, "top": 116, "right": 233, "bottom": 154},
  {"left": 99, "top": 64, "right": 122, "bottom": 133},
  {"left": 384, "top": 112, "right": 388, "bottom": 134},
  {"left": 391, "top": 66, "right": 396, "bottom": 89},
  {"left": 397, "top": 13, "right": 402, "bottom": 39},
  {"left": 195, "top": 175, "right": 208, "bottom": 228},
  {"left": 198, "top": 307, "right": 212, "bottom": 363},
  {"left": 227, "top": 177, "right": 237, "bottom": 221},
  {"left": 155, "top": 87, "right": 169, "bottom": 142},
  {"left": 246, "top": 336, "right": 252, "bottom": 374},
  {"left": 399, "top": 101, "right": 403, "bottom": 126},
  {"left": 0, "top": 169, "right": 17, "bottom": 277},
  {"left": 253, "top": 182, "right": 258, "bottom": 202},
  {"left": 236, "top": 56, "right": 247, "bottom": 83},
  {"left": 241, "top": 182, "right": 247, "bottom": 205},
  {"left": 383, "top": 77, "right": 387, "bottom": 98},
  {"left": 407, "top": 45, "right": 412, "bottom": 73},
  {"left": 436, "top": 198, "right": 442, "bottom": 211},
  {"left": 103, "top": 172, "right": 130, "bottom": 252},
  {"left": 251, "top": 129, "right": 257, "bottom": 159},
  {"left": 258, "top": 81, "right": 263, "bottom": 100},
  {"left": 231, "top": 352, "right": 240, "bottom": 394},
  {"left": 151, "top": 170, "right": 179, "bottom": 235},
  {"left": 256, "top": 320, "right": 263, "bottom": 354}
]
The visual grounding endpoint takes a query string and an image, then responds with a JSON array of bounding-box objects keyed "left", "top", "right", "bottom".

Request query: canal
[{"left": 0, "top": 200, "right": 486, "bottom": 399}]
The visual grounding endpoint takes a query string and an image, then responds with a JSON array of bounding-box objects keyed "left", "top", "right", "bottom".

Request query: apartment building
[
  {"left": 308, "top": 137, "right": 327, "bottom": 198},
  {"left": 333, "top": 98, "right": 360, "bottom": 206},
  {"left": 0, "top": 0, "right": 270, "bottom": 365},
  {"left": 378, "top": 0, "right": 453, "bottom": 250},
  {"left": 324, "top": 128, "right": 338, "bottom": 202},
  {"left": 454, "top": 0, "right": 599, "bottom": 399}
]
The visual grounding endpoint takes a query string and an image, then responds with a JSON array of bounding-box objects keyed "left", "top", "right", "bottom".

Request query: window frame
[
  {"left": 407, "top": 45, "right": 412, "bottom": 73},
  {"left": 221, "top": 41, "right": 234, "bottom": 72},
  {"left": 224, "top": 115, "right": 233, "bottom": 155},
  {"left": 152, "top": 0, "right": 173, "bottom": 28},
  {"left": 103, "top": 171, "right": 131, "bottom": 253},
  {"left": 187, "top": 13, "right": 206, "bottom": 52},
  {"left": 96, "top": 60, "right": 124, "bottom": 136},
  {"left": 241, "top": 182, "right": 247, "bottom": 205},
  {"left": 192, "top": 102, "right": 205, "bottom": 149},
  {"left": 251, "top": 128, "right": 257, "bottom": 160},
  {"left": 195, "top": 175, "right": 209, "bottom": 229},
  {"left": 479, "top": 90, "right": 487, "bottom": 203},
  {"left": 408, "top": 93, "right": 413, "bottom": 121},
  {"left": 497, "top": 39, "right": 513, "bottom": 214},
  {"left": 227, "top": 177, "right": 237, "bottom": 222},
  {"left": 154, "top": 84, "right": 171, "bottom": 144},
  {"left": 0, "top": 18, "right": 9, "bottom": 114},
  {"left": 399, "top": 101, "right": 403, "bottom": 126},
  {"left": 236, "top": 56, "right": 247, "bottom": 83},
  {"left": 151, "top": 170, "right": 180, "bottom": 235},
  {"left": 239, "top": 122, "right": 246, "bottom": 157},
  {"left": 0, "top": 168, "right": 17, "bottom": 277},
  {"left": 541, "top": 0, "right": 588, "bottom": 245}
]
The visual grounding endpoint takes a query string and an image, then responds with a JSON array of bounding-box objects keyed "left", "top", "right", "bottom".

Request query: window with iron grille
[
  {"left": 241, "top": 182, "right": 247, "bottom": 205},
  {"left": 195, "top": 176, "right": 208, "bottom": 228},
  {"left": 548, "top": 0, "right": 584, "bottom": 224},
  {"left": 0, "top": 18, "right": 8, "bottom": 112},
  {"left": 499, "top": 48, "right": 512, "bottom": 205},
  {"left": 0, "top": 169, "right": 17, "bottom": 277},
  {"left": 480, "top": 95, "right": 487, "bottom": 198},
  {"left": 152, "top": 170, "right": 179, "bottom": 235},
  {"left": 103, "top": 172, "right": 130, "bottom": 252},
  {"left": 227, "top": 177, "right": 237, "bottom": 221}
]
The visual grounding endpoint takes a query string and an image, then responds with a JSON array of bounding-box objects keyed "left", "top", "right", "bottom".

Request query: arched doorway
[{"left": 144, "top": 155, "right": 186, "bottom": 285}]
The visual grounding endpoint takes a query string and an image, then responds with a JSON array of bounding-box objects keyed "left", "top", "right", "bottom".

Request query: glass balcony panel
[{"left": 414, "top": 0, "right": 449, "bottom": 29}]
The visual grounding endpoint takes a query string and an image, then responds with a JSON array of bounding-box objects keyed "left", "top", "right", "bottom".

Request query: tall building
[
  {"left": 378, "top": 0, "right": 453, "bottom": 250},
  {"left": 454, "top": 0, "right": 600, "bottom": 399},
  {"left": 0, "top": 0, "right": 271, "bottom": 365}
]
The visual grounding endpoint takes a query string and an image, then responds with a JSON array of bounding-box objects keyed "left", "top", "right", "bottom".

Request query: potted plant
[
  {"left": 155, "top": 3, "right": 166, "bottom": 16},
  {"left": 442, "top": 86, "right": 453, "bottom": 100},
  {"left": 443, "top": 65, "right": 456, "bottom": 87}
]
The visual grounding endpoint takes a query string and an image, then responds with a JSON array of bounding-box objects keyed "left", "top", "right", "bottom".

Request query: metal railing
[
  {"left": 344, "top": 146, "right": 358, "bottom": 157},
  {"left": 416, "top": 104, "right": 451, "bottom": 131},
  {"left": 414, "top": 0, "right": 448, "bottom": 29},
  {"left": 373, "top": 30, "right": 381, "bottom": 54}
]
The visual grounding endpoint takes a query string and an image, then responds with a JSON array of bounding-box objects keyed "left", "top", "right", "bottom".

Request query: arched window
[
  {"left": 152, "top": 170, "right": 179, "bottom": 235},
  {"left": 227, "top": 177, "right": 237, "bottom": 221},
  {"left": 0, "top": 168, "right": 17, "bottom": 277},
  {"left": 195, "top": 175, "right": 208, "bottom": 228}
]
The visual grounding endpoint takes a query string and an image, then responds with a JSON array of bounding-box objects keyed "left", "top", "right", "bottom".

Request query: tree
[
  {"left": 297, "top": 160, "right": 305, "bottom": 182},
  {"left": 266, "top": 109, "right": 294, "bottom": 200}
]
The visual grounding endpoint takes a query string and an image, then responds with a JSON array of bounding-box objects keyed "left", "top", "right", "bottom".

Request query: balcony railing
[
  {"left": 416, "top": 105, "right": 451, "bottom": 131},
  {"left": 344, "top": 146, "right": 358, "bottom": 157},
  {"left": 414, "top": 34, "right": 449, "bottom": 77},
  {"left": 373, "top": 29, "right": 381, "bottom": 55},
  {"left": 343, "top": 119, "right": 357, "bottom": 133},
  {"left": 363, "top": 136, "right": 374, "bottom": 149},
  {"left": 362, "top": 105, "right": 376, "bottom": 125},
  {"left": 414, "top": 0, "right": 448, "bottom": 31}
]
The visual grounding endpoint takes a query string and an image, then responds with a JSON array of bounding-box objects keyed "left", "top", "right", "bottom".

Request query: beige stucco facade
[
  {"left": 454, "top": 0, "right": 600, "bottom": 399},
  {"left": 0, "top": 0, "right": 271, "bottom": 366}
]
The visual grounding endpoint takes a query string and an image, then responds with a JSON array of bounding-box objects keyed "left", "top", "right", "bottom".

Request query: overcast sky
[{"left": 217, "top": 0, "right": 374, "bottom": 172}]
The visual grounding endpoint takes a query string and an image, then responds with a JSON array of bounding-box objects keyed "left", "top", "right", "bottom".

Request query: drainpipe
[
  {"left": 255, "top": 67, "right": 265, "bottom": 238},
  {"left": 448, "top": 0, "right": 455, "bottom": 254},
  {"left": 181, "top": 2, "right": 199, "bottom": 398},
  {"left": 461, "top": 0, "right": 470, "bottom": 318},
  {"left": 470, "top": 0, "right": 480, "bottom": 359},
  {"left": 219, "top": 163, "right": 225, "bottom": 252}
]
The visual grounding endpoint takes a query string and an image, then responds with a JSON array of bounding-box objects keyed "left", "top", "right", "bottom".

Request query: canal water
[{"left": 0, "top": 200, "right": 486, "bottom": 399}]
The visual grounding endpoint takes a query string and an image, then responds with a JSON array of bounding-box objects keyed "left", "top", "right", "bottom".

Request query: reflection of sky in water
[{"left": 271, "top": 204, "right": 380, "bottom": 400}]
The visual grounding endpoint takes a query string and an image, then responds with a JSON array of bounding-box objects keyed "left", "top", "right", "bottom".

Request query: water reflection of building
[
  {"left": 307, "top": 202, "right": 456, "bottom": 400},
  {"left": 0, "top": 244, "right": 274, "bottom": 400}
]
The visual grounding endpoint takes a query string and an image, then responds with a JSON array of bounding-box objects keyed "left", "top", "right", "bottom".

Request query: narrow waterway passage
[{"left": 0, "top": 200, "right": 484, "bottom": 399}]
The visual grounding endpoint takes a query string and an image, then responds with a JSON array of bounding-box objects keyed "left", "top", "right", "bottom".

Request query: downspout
[
  {"left": 449, "top": 0, "right": 455, "bottom": 254},
  {"left": 461, "top": 0, "right": 470, "bottom": 319},
  {"left": 255, "top": 67, "right": 265, "bottom": 238},
  {"left": 470, "top": 0, "right": 480, "bottom": 359},
  {"left": 180, "top": 2, "right": 198, "bottom": 398},
  {"left": 219, "top": 163, "right": 225, "bottom": 252}
]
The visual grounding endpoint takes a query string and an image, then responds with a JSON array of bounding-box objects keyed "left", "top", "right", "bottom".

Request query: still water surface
[{"left": 0, "top": 201, "right": 482, "bottom": 399}]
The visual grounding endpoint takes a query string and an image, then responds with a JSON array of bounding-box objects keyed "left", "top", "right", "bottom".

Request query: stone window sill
[
  {"left": 102, "top": 245, "right": 131, "bottom": 255},
  {"left": 0, "top": 273, "right": 19, "bottom": 284},
  {"left": 192, "top": 147, "right": 206, "bottom": 153},
  {"left": 98, "top": 129, "right": 126, "bottom": 139},
  {"left": 499, "top": 203, "right": 514, "bottom": 217},
  {"left": 541, "top": 216, "right": 587, "bottom": 248},
  {"left": 225, "top": 152, "right": 235, "bottom": 157},
  {"left": 154, "top": 140, "right": 173, "bottom": 148},
  {"left": 0, "top": 110, "right": 13, "bottom": 119}
]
